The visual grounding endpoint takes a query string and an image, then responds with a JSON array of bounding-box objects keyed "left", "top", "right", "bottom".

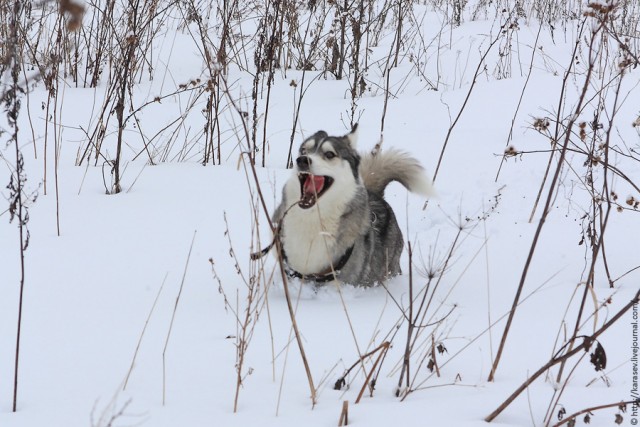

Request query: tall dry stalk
[
  {"left": 219, "top": 73, "right": 317, "bottom": 406},
  {"left": 3, "top": 0, "right": 28, "bottom": 412}
]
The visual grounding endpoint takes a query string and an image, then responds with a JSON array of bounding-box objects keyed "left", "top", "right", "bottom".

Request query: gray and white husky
[{"left": 268, "top": 125, "right": 432, "bottom": 286}]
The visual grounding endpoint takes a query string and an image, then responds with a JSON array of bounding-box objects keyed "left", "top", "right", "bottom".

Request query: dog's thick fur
[{"left": 272, "top": 125, "right": 432, "bottom": 286}]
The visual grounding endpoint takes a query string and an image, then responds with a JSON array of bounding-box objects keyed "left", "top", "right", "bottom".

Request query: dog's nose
[{"left": 296, "top": 156, "right": 311, "bottom": 171}]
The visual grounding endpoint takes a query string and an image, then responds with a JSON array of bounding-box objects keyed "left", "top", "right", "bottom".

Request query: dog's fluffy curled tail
[{"left": 360, "top": 149, "right": 433, "bottom": 197}]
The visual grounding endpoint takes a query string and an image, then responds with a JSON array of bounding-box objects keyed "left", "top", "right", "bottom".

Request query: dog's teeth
[{"left": 298, "top": 194, "right": 316, "bottom": 209}]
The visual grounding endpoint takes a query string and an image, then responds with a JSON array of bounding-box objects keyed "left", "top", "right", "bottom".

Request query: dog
[{"left": 265, "top": 124, "right": 432, "bottom": 286}]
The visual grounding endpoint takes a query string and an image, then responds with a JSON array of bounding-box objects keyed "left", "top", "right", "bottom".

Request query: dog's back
[{"left": 341, "top": 149, "right": 432, "bottom": 285}]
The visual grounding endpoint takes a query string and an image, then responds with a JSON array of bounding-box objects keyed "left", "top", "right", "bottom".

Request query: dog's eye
[{"left": 324, "top": 151, "right": 336, "bottom": 159}]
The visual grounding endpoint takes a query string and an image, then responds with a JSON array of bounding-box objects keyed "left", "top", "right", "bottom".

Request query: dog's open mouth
[{"left": 298, "top": 173, "right": 333, "bottom": 209}]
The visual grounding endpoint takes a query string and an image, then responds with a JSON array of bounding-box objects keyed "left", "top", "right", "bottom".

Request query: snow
[{"left": 1, "top": 1, "right": 640, "bottom": 426}]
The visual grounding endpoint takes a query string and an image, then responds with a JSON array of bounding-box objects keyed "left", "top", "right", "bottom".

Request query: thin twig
[
  {"left": 162, "top": 231, "right": 197, "bottom": 405},
  {"left": 430, "top": 15, "right": 510, "bottom": 186},
  {"left": 123, "top": 273, "right": 168, "bottom": 390}
]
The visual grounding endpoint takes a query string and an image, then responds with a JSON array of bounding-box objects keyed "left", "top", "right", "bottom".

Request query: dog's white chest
[{"left": 280, "top": 206, "right": 341, "bottom": 274}]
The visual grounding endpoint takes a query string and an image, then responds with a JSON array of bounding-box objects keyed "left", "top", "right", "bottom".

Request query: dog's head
[{"left": 291, "top": 125, "right": 361, "bottom": 209}]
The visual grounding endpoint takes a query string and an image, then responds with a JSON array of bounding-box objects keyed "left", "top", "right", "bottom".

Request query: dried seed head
[
  {"left": 558, "top": 407, "right": 567, "bottom": 421},
  {"left": 580, "top": 127, "right": 587, "bottom": 142},
  {"left": 59, "top": 0, "right": 85, "bottom": 32},
  {"left": 126, "top": 35, "right": 138, "bottom": 46},
  {"left": 619, "top": 57, "right": 633, "bottom": 69},
  {"left": 504, "top": 145, "right": 518, "bottom": 157},
  {"left": 589, "top": 342, "right": 607, "bottom": 371},
  {"left": 584, "top": 2, "right": 615, "bottom": 19},
  {"left": 533, "top": 117, "right": 550, "bottom": 132}
]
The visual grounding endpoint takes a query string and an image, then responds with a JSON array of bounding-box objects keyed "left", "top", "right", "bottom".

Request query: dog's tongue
[
  {"left": 299, "top": 175, "right": 325, "bottom": 209},
  {"left": 303, "top": 175, "right": 325, "bottom": 195}
]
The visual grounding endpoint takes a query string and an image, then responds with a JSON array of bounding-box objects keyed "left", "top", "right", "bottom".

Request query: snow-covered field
[{"left": 1, "top": 1, "right": 639, "bottom": 426}]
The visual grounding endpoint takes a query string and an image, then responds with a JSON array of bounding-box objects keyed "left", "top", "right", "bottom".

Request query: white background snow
[{"left": 1, "top": 1, "right": 639, "bottom": 426}]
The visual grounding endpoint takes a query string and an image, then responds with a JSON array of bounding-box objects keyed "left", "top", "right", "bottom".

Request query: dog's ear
[{"left": 345, "top": 123, "right": 358, "bottom": 148}]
